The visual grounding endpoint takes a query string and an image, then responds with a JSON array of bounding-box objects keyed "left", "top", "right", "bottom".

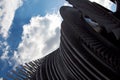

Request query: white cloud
[
  {"left": 89, "top": 0, "right": 116, "bottom": 12},
  {"left": 0, "top": 0, "right": 23, "bottom": 38},
  {"left": 64, "top": 1, "right": 73, "bottom": 7},
  {"left": 0, "top": 41, "right": 9, "bottom": 60},
  {"left": 12, "top": 12, "right": 62, "bottom": 64},
  {"left": 0, "top": 1, "right": 23, "bottom": 71},
  {"left": 0, "top": 78, "right": 3, "bottom": 80}
]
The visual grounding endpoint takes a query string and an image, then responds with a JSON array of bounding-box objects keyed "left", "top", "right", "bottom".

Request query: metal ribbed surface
[
  {"left": 7, "top": 0, "right": 120, "bottom": 80},
  {"left": 66, "top": 0, "right": 120, "bottom": 40}
]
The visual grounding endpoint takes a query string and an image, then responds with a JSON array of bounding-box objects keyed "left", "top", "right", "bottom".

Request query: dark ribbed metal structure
[{"left": 7, "top": 0, "right": 120, "bottom": 80}]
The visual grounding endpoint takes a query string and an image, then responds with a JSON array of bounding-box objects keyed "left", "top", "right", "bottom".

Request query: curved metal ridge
[
  {"left": 7, "top": 58, "right": 45, "bottom": 80},
  {"left": 66, "top": 0, "right": 120, "bottom": 40},
  {"left": 60, "top": 6, "right": 120, "bottom": 79},
  {"left": 61, "top": 32, "right": 109, "bottom": 80},
  {"left": 7, "top": 0, "right": 120, "bottom": 80},
  {"left": 61, "top": 21, "right": 120, "bottom": 79}
]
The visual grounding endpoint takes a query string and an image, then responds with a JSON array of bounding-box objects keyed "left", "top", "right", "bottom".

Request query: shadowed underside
[{"left": 7, "top": 0, "right": 120, "bottom": 80}]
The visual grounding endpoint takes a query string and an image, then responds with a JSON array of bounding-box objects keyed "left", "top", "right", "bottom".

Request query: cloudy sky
[{"left": 0, "top": 0, "right": 116, "bottom": 79}]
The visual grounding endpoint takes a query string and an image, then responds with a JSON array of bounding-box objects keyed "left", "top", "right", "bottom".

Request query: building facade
[{"left": 8, "top": 0, "right": 120, "bottom": 80}]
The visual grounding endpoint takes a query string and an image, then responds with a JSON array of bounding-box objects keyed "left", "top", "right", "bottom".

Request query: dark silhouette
[{"left": 7, "top": 0, "right": 120, "bottom": 80}]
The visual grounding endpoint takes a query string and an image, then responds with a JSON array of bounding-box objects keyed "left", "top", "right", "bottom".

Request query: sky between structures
[{"left": 0, "top": 0, "right": 116, "bottom": 79}]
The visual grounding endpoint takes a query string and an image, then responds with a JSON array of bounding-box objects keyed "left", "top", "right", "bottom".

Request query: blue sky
[
  {"left": 7, "top": 0, "right": 65, "bottom": 53},
  {"left": 0, "top": 0, "right": 116, "bottom": 79},
  {"left": 0, "top": 0, "right": 65, "bottom": 79}
]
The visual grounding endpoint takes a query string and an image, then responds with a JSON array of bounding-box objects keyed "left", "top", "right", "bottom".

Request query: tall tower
[{"left": 8, "top": 0, "right": 120, "bottom": 80}]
